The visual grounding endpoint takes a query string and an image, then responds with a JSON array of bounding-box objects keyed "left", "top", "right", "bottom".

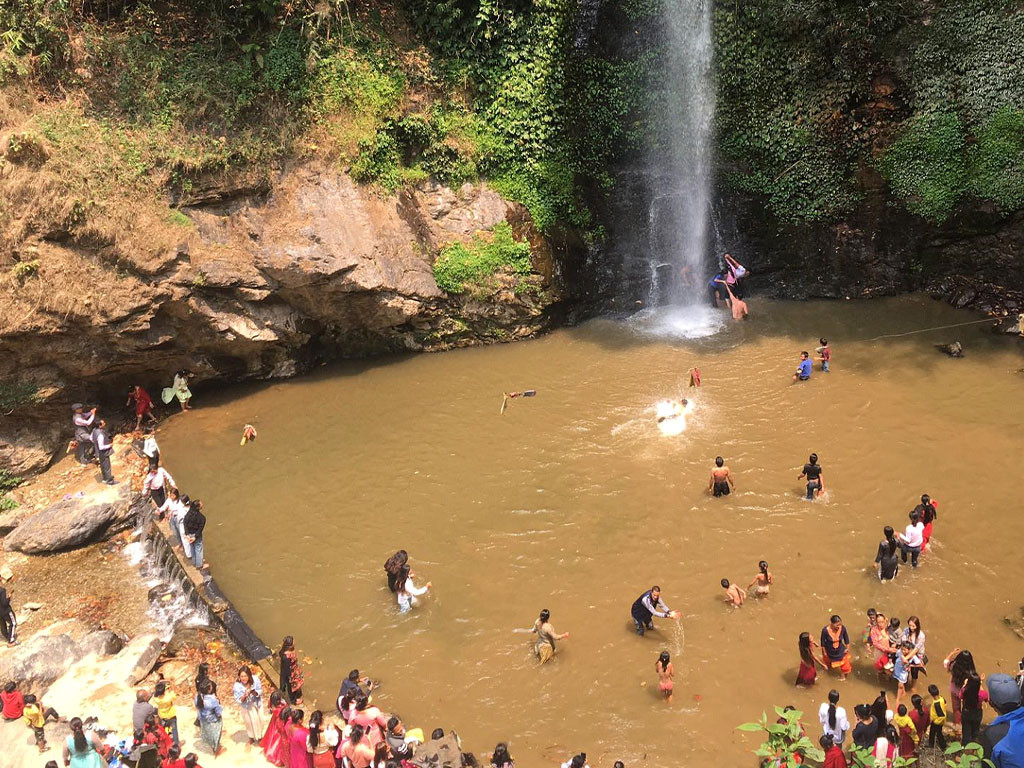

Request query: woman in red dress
[
  {"left": 261, "top": 692, "right": 290, "bottom": 766},
  {"left": 796, "top": 632, "right": 827, "bottom": 686}
]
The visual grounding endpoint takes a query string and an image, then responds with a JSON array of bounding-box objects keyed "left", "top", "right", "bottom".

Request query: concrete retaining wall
[{"left": 142, "top": 513, "right": 279, "bottom": 686}]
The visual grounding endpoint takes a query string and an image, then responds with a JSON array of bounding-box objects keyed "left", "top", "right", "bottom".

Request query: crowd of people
[{"left": 8, "top": 256, "right": 1024, "bottom": 768}]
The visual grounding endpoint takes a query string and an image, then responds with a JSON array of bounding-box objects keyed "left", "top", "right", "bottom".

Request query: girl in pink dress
[
  {"left": 261, "top": 692, "right": 289, "bottom": 766},
  {"left": 288, "top": 710, "right": 312, "bottom": 768}
]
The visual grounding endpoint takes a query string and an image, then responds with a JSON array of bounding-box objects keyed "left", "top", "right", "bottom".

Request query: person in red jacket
[
  {"left": 820, "top": 734, "right": 848, "bottom": 768},
  {"left": 127, "top": 385, "right": 158, "bottom": 430},
  {"left": 1, "top": 681, "right": 25, "bottom": 720}
]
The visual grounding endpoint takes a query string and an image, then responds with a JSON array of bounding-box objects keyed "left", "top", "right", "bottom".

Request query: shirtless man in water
[{"left": 709, "top": 456, "right": 735, "bottom": 497}]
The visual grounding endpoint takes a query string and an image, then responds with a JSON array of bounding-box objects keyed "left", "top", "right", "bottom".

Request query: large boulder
[
  {"left": 0, "top": 418, "right": 61, "bottom": 476},
  {"left": 3, "top": 484, "right": 144, "bottom": 554},
  {"left": 0, "top": 632, "right": 83, "bottom": 693}
]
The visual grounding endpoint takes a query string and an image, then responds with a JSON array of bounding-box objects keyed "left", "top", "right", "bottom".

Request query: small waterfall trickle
[{"left": 644, "top": 0, "right": 716, "bottom": 309}]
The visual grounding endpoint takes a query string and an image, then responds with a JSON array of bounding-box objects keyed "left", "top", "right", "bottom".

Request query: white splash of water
[{"left": 628, "top": 304, "right": 726, "bottom": 339}]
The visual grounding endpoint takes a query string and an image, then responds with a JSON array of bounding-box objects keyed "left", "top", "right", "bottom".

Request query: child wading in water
[
  {"left": 721, "top": 579, "right": 745, "bottom": 607},
  {"left": 817, "top": 338, "right": 831, "bottom": 372},
  {"left": 747, "top": 561, "right": 773, "bottom": 597},
  {"left": 796, "top": 632, "right": 829, "bottom": 686},
  {"left": 655, "top": 651, "right": 674, "bottom": 703}
]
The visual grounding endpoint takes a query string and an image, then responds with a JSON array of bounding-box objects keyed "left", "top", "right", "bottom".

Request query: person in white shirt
[
  {"left": 143, "top": 465, "right": 176, "bottom": 513},
  {"left": 818, "top": 689, "right": 849, "bottom": 746},
  {"left": 560, "top": 754, "right": 589, "bottom": 768},
  {"left": 897, "top": 510, "right": 925, "bottom": 568},
  {"left": 165, "top": 488, "right": 189, "bottom": 552},
  {"left": 142, "top": 430, "right": 160, "bottom": 468},
  {"left": 396, "top": 565, "right": 431, "bottom": 613}
]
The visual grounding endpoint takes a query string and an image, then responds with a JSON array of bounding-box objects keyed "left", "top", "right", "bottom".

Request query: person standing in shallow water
[
  {"left": 820, "top": 615, "right": 852, "bottom": 681},
  {"left": 873, "top": 526, "right": 900, "bottom": 582},
  {"left": 383, "top": 550, "right": 408, "bottom": 593},
  {"left": 655, "top": 650, "right": 674, "bottom": 703},
  {"left": 532, "top": 609, "right": 569, "bottom": 664},
  {"left": 708, "top": 456, "right": 735, "bottom": 497},
  {"left": 793, "top": 351, "right": 813, "bottom": 383},
  {"left": 630, "top": 585, "right": 679, "bottom": 636},
  {"left": 748, "top": 561, "right": 773, "bottom": 597},
  {"left": 798, "top": 453, "right": 824, "bottom": 500},
  {"left": 796, "top": 631, "right": 828, "bottom": 686}
]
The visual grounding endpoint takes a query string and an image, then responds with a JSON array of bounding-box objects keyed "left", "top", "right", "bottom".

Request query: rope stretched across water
[{"left": 863, "top": 317, "right": 1003, "bottom": 342}]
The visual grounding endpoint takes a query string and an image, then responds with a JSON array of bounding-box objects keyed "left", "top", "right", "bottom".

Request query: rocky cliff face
[{"left": 0, "top": 163, "right": 573, "bottom": 474}]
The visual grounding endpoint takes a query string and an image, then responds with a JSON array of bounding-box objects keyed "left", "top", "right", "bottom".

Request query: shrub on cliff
[{"left": 432, "top": 222, "right": 532, "bottom": 294}]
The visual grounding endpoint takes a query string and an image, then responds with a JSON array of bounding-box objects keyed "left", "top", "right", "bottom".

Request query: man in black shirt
[
  {"left": 798, "top": 453, "right": 824, "bottom": 500},
  {"left": 914, "top": 494, "right": 938, "bottom": 549}
]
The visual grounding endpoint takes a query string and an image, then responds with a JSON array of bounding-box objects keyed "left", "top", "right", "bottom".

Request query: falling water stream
[{"left": 646, "top": 0, "right": 716, "bottom": 308}]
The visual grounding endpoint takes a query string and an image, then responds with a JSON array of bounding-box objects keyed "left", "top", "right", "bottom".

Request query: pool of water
[{"left": 161, "top": 295, "right": 1024, "bottom": 765}]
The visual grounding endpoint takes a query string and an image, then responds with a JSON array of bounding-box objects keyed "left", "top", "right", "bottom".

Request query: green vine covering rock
[
  {"left": 714, "top": 0, "right": 1024, "bottom": 225},
  {"left": 432, "top": 222, "right": 532, "bottom": 294},
  {"left": 0, "top": 469, "right": 22, "bottom": 513},
  {"left": 878, "top": 112, "right": 968, "bottom": 223}
]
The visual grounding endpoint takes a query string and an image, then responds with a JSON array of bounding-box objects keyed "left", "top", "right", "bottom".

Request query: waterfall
[{"left": 646, "top": 0, "right": 716, "bottom": 307}]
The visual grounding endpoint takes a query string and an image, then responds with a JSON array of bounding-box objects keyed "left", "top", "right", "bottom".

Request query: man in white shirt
[{"left": 897, "top": 510, "right": 925, "bottom": 568}]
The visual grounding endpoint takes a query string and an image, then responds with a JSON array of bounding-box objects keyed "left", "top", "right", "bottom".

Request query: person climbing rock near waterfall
[
  {"left": 630, "top": 585, "right": 679, "bottom": 636},
  {"left": 724, "top": 253, "right": 748, "bottom": 297},
  {"left": 709, "top": 456, "right": 735, "bottom": 497}
]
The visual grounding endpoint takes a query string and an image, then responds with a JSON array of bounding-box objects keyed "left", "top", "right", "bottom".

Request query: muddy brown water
[{"left": 160, "top": 296, "right": 1024, "bottom": 766}]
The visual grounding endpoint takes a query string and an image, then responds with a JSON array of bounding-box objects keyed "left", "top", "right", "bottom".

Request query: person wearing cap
[
  {"left": 982, "top": 673, "right": 1022, "bottom": 760},
  {"left": 72, "top": 403, "right": 97, "bottom": 464}
]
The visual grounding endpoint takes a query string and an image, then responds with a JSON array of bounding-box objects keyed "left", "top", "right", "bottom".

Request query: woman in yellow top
[{"left": 153, "top": 679, "right": 179, "bottom": 747}]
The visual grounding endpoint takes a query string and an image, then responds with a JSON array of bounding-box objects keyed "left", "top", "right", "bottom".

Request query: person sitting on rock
[
  {"left": 2, "top": 680, "right": 25, "bottom": 720},
  {"left": 22, "top": 693, "right": 59, "bottom": 752}
]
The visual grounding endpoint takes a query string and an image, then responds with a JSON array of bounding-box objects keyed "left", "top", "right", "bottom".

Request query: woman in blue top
[
  {"left": 196, "top": 680, "right": 224, "bottom": 756},
  {"left": 233, "top": 665, "right": 264, "bottom": 745},
  {"left": 63, "top": 717, "right": 105, "bottom": 768}
]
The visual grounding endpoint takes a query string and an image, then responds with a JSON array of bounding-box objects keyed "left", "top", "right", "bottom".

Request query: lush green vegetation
[
  {"left": 714, "top": 0, "right": 1024, "bottom": 224},
  {"left": 432, "top": 222, "right": 532, "bottom": 294},
  {"left": 0, "top": 0, "right": 1020, "bottom": 244},
  {"left": 0, "top": 0, "right": 642, "bottom": 235},
  {"left": 0, "top": 469, "right": 23, "bottom": 513},
  {"left": 0, "top": 381, "right": 38, "bottom": 413}
]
